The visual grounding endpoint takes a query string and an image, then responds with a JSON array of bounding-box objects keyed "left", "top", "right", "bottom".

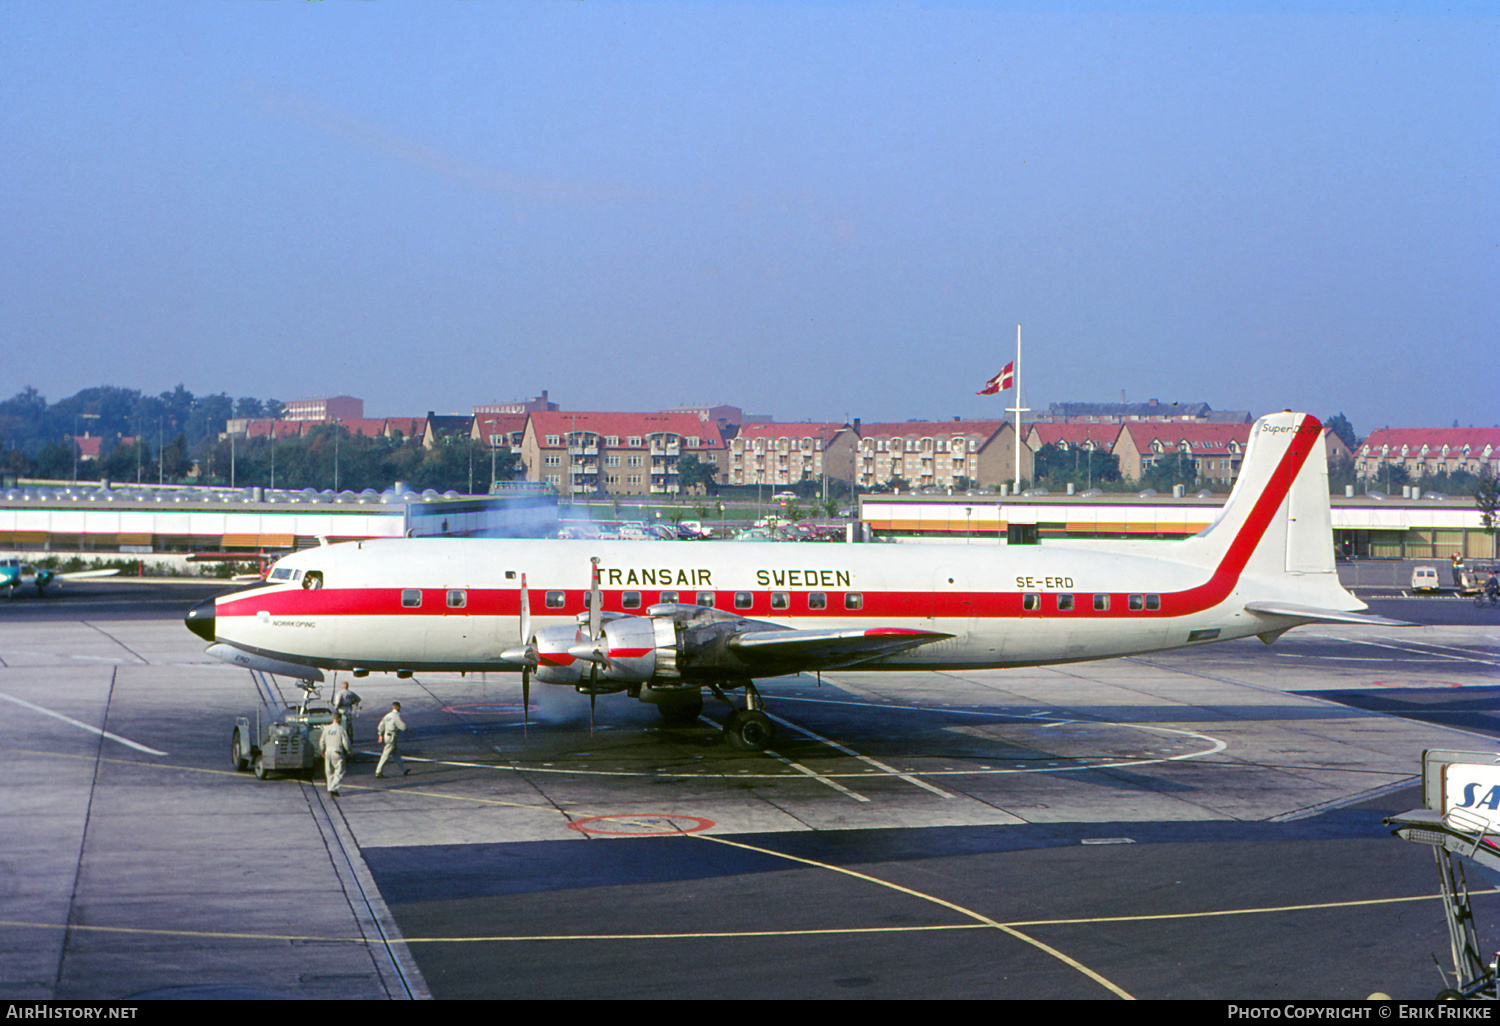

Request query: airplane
[
  {"left": 184, "top": 412, "right": 1408, "bottom": 750},
  {"left": 2, "top": 557, "right": 119, "bottom": 598}
]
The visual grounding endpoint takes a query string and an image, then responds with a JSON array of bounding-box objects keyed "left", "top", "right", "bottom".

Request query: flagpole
[{"left": 1008, "top": 325, "right": 1029, "bottom": 494}]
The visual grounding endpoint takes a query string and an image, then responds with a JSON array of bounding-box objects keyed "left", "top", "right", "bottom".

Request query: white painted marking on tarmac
[
  {"left": 0, "top": 691, "right": 168, "bottom": 756},
  {"left": 698, "top": 715, "right": 869, "bottom": 801},
  {"left": 766, "top": 712, "right": 954, "bottom": 798},
  {"left": 1303, "top": 635, "right": 1500, "bottom": 667}
]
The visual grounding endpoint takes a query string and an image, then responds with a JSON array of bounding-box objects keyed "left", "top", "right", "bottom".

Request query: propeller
[{"left": 499, "top": 574, "right": 538, "bottom": 734}]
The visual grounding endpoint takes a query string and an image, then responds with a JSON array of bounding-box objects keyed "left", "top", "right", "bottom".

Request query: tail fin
[{"left": 1182, "top": 412, "right": 1334, "bottom": 579}]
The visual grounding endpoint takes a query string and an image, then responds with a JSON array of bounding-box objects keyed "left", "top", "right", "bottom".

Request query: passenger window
[
  {"left": 770, "top": 592, "right": 790, "bottom": 611},
  {"left": 1056, "top": 594, "right": 1074, "bottom": 612},
  {"left": 1093, "top": 594, "right": 1110, "bottom": 611},
  {"left": 808, "top": 592, "right": 827, "bottom": 610},
  {"left": 734, "top": 592, "right": 753, "bottom": 610},
  {"left": 1145, "top": 594, "right": 1160, "bottom": 611},
  {"left": 1128, "top": 594, "right": 1144, "bottom": 611},
  {"left": 622, "top": 591, "right": 642, "bottom": 610},
  {"left": 401, "top": 589, "right": 422, "bottom": 608},
  {"left": 545, "top": 590, "right": 566, "bottom": 609},
  {"left": 696, "top": 591, "right": 715, "bottom": 607},
  {"left": 1022, "top": 593, "right": 1040, "bottom": 612},
  {"left": 447, "top": 590, "right": 467, "bottom": 609},
  {"left": 844, "top": 592, "right": 863, "bottom": 611},
  {"left": 659, "top": 590, "right": 679, "bottom": 604}
]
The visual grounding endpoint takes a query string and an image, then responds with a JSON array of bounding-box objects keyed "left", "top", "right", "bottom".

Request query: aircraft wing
[
  {"left": 58, "top": 569, "right": 121, "bottom": 580},
  {"left": 1243, "top": 601, "right": 1416, "bottom": 628},
  {"left": 727, "top": 626, "right": 952, "bottom": 670}
]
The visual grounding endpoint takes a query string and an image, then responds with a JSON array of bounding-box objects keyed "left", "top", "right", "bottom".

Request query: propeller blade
[
  {"left": 519, "top": 573, "right": 532, "bottom": 649},
  {"left": 588, "top": 557, "right": 602, "bottom": 642},
  {"left": 519, "top": 574, "right": 535, "bottom": 737}
]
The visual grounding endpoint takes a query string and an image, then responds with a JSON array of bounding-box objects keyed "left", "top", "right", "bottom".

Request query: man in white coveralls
[
  {"left": 319, "top": 712, "right": 350, "bottom": 797},
  {"left": 375, "top": 701, "right": 409, "bottom": 778}
]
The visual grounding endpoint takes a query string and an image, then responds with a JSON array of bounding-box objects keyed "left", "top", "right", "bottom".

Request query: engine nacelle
[
  {"left": 533, "top": 605, "right": 762, "bottom": 688},
  {"left": 563, "top": 615, "right": 669, "bottom": 683},
  {"left": 594, "top": 615, "right": 661, "bottom": 682},
  {"left": 533, "top": 623, "right": 585, "bottom": 685}
]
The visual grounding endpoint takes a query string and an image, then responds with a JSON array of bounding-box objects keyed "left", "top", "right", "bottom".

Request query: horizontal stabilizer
[
  {"left": 1244, "top": 601, "right": 1416, "bottom": 628},
  {"left": 730, "top": 626, "right": 952, "bottom": 668}
]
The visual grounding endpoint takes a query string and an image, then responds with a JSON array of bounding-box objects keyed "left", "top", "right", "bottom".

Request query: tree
[
  {"left": 1327, "top": 453, "right": 1358, "bottom": 495},
  {"left": 234, "top": 397, "right": 266, "bottom": 419},
  {"left": 159, "top": 434, "right": 190, "bottom": 482},
  {"left": 1138, "top": 450, "right": 1200, "bottom": 493},
  {"left": 1476, "top": 466, "right": 1499, "bottom": 537},
  {"left": 1325, "top": 412, "right": 1358, "bottom": 451},
  {"left": 1033, "top": 443, "right": 1121, "bottom": 492},
  {"left": 676, "top": 454, "right": 719, "bottom": 495}
]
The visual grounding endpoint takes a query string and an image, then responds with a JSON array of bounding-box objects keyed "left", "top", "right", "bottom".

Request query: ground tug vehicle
[{"left": 230, "top": 669, "right": 334, "bottom": 780}]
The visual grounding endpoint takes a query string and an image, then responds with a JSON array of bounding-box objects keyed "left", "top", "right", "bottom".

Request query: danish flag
[{"left": 976, "top": 362, "right": 1014, "bottom": 396}]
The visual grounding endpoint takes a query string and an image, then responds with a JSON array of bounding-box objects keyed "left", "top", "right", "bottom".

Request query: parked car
[{"left": 1411, "top": 565, "right": 1440, "bottom": 593}]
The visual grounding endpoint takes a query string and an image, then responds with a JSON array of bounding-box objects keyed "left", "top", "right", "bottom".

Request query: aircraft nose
[{"left": 185, "top": 598, "right": 216, "bottom": 643}]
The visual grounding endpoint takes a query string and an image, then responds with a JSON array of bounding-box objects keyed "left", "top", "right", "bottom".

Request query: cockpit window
[{"left": 302, "top": 571, "right": 323, "bottom": 590}]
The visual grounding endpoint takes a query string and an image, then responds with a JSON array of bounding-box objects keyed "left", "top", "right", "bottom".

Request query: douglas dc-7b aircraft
[{"left": 185, "top": 412, "right": 1406, "bottom": 750}]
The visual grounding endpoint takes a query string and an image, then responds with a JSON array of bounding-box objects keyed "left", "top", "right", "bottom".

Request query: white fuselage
[{"left": 204, "top": 533, "right": 1353, "bottom": 675}]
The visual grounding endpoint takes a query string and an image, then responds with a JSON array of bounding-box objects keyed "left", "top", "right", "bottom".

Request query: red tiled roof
[
  {"left": 1027, "top": 423, "right": 1123, "bottom": 449},
  {"left": 474, "top": 413, "right": 528, "bottom": 435},
  {"left": 528, "top": 412, "right": 726, "bottom": 448},
  {"left": 1357, "top": 427, "right": 1500, "bottom": 458},
  {"left": 734, "top": 422, "right": 850, "bottom": 445},
  {"left": 383, "top": 418, "right": 427, "bottom": 439},
  {"left": 342, "top": 419, "right": 389, "bottom": 438},
  {"left": 1118, "top": 422, "right": 1252, "bottom": 455},
  {"left": 243, "top": 419, "right": 308, "bottom": 439},
  {"left": 857, "top": 420, "right": 1008, "bottom": 442}
]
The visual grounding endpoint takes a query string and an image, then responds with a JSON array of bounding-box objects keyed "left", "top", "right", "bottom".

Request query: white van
[{"left": 1411, "top": 566, "right": 1440, "bottom": 593}]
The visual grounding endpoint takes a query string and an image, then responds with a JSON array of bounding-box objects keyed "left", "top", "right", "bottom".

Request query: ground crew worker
[
  {"left": 375, "top": 701, "right": 409, "bottom": 778},
  {"left": 319, "top": 712, "right": 350, "bottom": 798},
  {"left": 334, "top": 681, "right": 362, "bottom": 744}
]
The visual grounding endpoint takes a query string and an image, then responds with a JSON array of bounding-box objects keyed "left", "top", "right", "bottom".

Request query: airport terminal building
[
  {"left": 0, "top": 481, "right": 558, "bottom": 568},
  {"left": 859, "top": 491, "right": 1495, "bottom": 561}
]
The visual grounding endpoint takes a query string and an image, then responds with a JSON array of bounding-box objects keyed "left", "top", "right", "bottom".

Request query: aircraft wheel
[
  {"left": 658, "top": 695, "right": 704, "bottom": 726},
  {"left": 252, "top": 752, "right": 268, "bottom": 780},
  {"left": 724, "top": 710, "right": 774, "bottom": 751},
  {"left": 231, "top": 729, "right": 248, "bottom": 772},
  {"left": 1437, "top": 989, "right": 1464, "bottom": 1001}
]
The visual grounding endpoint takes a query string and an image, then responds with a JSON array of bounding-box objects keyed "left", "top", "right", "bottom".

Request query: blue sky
[{"left": 2, "top": 2, "right": 1494, "bottom": 436}]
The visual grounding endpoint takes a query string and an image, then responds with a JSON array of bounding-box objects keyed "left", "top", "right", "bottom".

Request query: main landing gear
[
  {"left": 709, "top": 682, "right": 775, "bottom": 752},
  {"left": 653, "top": 682, "right": 776, "bottom": 751}
]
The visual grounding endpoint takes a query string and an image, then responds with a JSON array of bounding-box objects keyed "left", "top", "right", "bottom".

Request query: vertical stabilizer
[{"left": 1180, "top": 412, "right": 1333, "bottom": 579}]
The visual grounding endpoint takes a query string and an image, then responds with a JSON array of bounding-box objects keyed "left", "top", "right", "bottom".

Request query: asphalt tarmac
[{"left": 0, "top": 577, "right": 1496, "bottom": 1000}]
